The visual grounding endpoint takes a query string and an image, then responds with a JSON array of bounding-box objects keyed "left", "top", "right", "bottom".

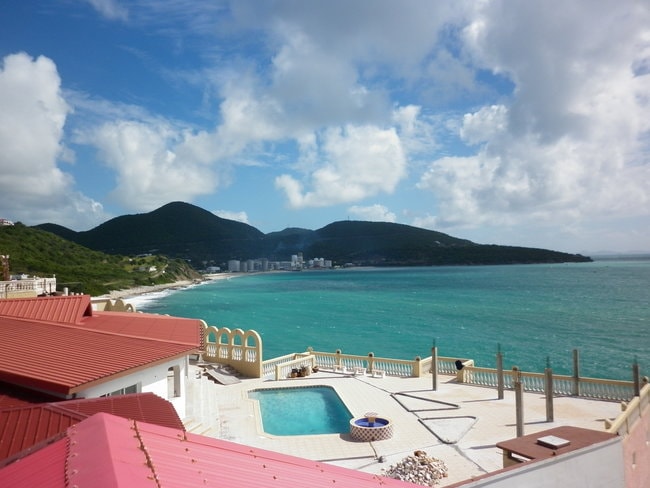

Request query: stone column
[
  {"left": 572, "top": 349, "right": 580, "bottom": 396},
  {"left": 431, "top": 340, "right": 438, "bottom": 391},
  {"left": 545, "top": 358, "right": 554, "bottom": 422},
  {"left": 496, "top": 344, "right": 504, "bottom": 400},
  {"left": 514, "top": 366, "right": 524, "bottom": 437},
  {"left": 633, "top": 357, "right": 640, "bottom": 397}
]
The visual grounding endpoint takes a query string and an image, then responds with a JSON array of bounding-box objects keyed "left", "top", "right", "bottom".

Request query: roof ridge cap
[{"left": 4, "top": 316, "right": 196, "bottom": 345}]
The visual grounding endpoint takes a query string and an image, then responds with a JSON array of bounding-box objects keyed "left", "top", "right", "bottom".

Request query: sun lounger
[
  {"left": 354, "top": 367, "right": 367, "bottom": 376},
  {"left": 204, "top": 368, "right": 241, "bottom": 385},
  {"left": 371, "top": 369, "right": 385, "bottom": 379},
  {"left": 201, "top": 364, "right": 241, "bottom": 385}
]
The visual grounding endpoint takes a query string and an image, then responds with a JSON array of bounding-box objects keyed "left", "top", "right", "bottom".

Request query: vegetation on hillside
[
  {"left": 35, "top": 202, "right": 592, "bottom": 267},
  {"left": 0, "top": 223, "right": 199, "bottom": 296},
  {"left": 43, "top": 201, "right": 265, "bottom": 265}
]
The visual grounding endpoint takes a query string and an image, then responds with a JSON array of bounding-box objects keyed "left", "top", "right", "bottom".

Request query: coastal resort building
[
  {"left": 0, "top": 294, "right": 648, "bottom": 487},
  {"left": 0, "top": 294, "right": 203, "bottom": 418}
]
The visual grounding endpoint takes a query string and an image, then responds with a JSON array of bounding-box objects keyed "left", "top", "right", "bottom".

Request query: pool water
[{"left": 249, "top": 386, "right": 353, "bottom": 436}]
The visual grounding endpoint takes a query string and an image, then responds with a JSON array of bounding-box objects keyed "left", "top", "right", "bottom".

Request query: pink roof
[
  {"left": 0, "top": 393, "right": 184, "bottom": 462},
  {"left": 1, "top": 413, "right": 413, "bottom": 487},
  {"left": 0, "top": 296, "right": 203, "bottom": 395},
  {"left": 58, "top": 392, "right": 184, "bottom": 430}
]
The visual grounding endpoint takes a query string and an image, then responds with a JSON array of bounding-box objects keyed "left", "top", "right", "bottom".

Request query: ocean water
[{"left": 136, "top": 260, "right": 649, "bottom": 381}]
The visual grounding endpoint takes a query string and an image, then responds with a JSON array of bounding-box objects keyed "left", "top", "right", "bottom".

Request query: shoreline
[{"left": 96, "top": 274, "right": 234, "bottom": 300}]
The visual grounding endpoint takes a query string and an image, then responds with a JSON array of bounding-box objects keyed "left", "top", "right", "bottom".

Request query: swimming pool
[{"left": 248, "top": 386, "right": 353, "bottom": 436}]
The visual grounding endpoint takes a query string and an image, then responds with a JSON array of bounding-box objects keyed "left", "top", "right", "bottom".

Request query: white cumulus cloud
[
  {"left": 79, "top": 120, "right": 219, "bottom": 211},
  {"left": 348, "top": 204, "right": 396, "bottom": 223},
  {"left": 416, "top": 1, "right": 650, "bottom": 245},
  {"left": 82, "top": 0, "right": 128, "bottom": 21},
  {"left": 275, "top": 124, "right": 407, "bottom": 208},
  {"left": 213, "top": 209, "right": 250, "bottom": 224},
  {"left": 0, "top": 52, "right": 107, "bottom": 229}
]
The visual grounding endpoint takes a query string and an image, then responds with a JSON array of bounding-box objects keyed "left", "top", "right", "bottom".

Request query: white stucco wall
[
  {"left": 459, "top": 438, "right": 624, "bottom": 488},
  {"left": 76, "top": 356, "right": 188, "bottom": 419}
]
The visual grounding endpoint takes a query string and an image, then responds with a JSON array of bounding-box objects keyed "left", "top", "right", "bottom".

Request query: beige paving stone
[{"left": 186, "top": 366, "right": 622, "bottom": 487}]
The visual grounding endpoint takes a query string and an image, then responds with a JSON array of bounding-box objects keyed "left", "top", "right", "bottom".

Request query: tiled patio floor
[{"left": 185, "top": 367, "right": 622, "bottom": 486}]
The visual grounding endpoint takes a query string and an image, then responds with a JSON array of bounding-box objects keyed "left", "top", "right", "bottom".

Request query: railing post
[
  {"left": 545, "top": 357, "right": 554, "bottom": 422},
  {"left": 368, "top": 352, "right": 374, "bottom": 374},
  {"left": 336, "top": 349, "right": 342, "bottom": 369},
  {"left": 572, "top": 349, "right": 580, "bottom": 396},
  {"left": 496, "top": 344, "right": 504, "bottom": 400},
  {"left": 431, "top": 340, "right": 438, "bottom": 391},
  {"left": 514, "top": 366, "right": 524, "bottom": 437},
  {"left": 275, "top": 364, "right": 281, "bottom": 381}
]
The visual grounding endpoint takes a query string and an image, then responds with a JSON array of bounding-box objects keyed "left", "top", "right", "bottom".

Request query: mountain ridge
[{"left": 33, "top": 201, "right": 591, "bottom": 266}]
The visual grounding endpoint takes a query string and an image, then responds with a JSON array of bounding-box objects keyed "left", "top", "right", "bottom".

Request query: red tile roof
[
  {"left": 0, "top": 295, "right": 92, "bottom": 324},
  {"left": 0, "top": 317, "right": 196, "bottom": 394},
  {"left": 0, "top": 437, "right": 68, "bottom": 488},
  {"left": 0, "top": 295, "right": 203, "bottom": 347},
  {"left": 0, "top": 405, "right": 83, "bottom": 462},
  {"left": 0, "top": 393, "right": 183, "bottom": 462},
  {"left": 0, "top": 382, "right": 60, "bottom": 409},
  {"left": 58, "top": 392, "right": 184, "bottom": 430},
  {"left": 0, "top": 296, "right": 203, "bottom": 396},
  {"left": 79, "top": 311, "right": 203, "bottom": 347},
  {"left": 1, "top": 413, "right": 414, "bottom": 488}
]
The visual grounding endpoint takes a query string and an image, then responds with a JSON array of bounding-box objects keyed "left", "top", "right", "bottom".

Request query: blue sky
[{"left": 1, "top": 1, "right": 649, "bottom": 254}]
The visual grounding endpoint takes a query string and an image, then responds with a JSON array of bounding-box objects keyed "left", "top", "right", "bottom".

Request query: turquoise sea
[{"left": 135, "top": 259, "right": 649, "bottom": 381}]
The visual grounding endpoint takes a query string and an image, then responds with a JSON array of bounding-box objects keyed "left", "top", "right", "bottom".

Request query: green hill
[
  {"left": 33, "top": 201, "right": 591, "bottom": 267},
  {"left": 49, "top": 201, "right": 265, "bottom": 265},
  {"left": 0, "top": 223, "right": 200, "bottom": 296}
]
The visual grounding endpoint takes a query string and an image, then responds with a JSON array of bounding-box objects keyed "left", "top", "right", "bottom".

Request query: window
[
  {"left": 100, "top": 384, "right": 138, "bottom": 397},
  {"left": 167, "top": 366, "right": 181, "bottom": 398}
]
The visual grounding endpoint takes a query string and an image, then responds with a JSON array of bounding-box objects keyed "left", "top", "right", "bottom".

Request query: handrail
[
  {"left": 262, "top": 353, "right": 298, "bottom": 378},
  {"left": 460, "top": 365, "right": 637, "bottom": 402},
  {"left": 257, "top": 348, "right": 641, "bottom": 404},
  {"left": 306, "top": 350, "right": 418, "bottom": 377},
  {"left": 1, "top": 277, "right": 57, "bottom": 297},
  {"left": 606, "top": 382, "right": 650, "bottom": 435}
]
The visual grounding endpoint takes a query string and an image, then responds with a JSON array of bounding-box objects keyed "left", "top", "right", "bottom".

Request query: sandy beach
[{"left": 97, "top": 273, "right": 234, "bottom": 300}]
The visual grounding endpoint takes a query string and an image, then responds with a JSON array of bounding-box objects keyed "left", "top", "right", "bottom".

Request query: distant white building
[
  {"left": 137, "top": 265, "right": 157, "bottom": 273},
  {"left": 227, "top": 260, "right": 240, "bottom": 272},
  {"left": 1, "top": 275, "right": 57, "bottom": 298}
]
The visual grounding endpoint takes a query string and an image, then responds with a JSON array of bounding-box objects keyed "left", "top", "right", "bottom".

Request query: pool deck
[{"left": 185, "top": 365, "right": 622, "bottom": 486}]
